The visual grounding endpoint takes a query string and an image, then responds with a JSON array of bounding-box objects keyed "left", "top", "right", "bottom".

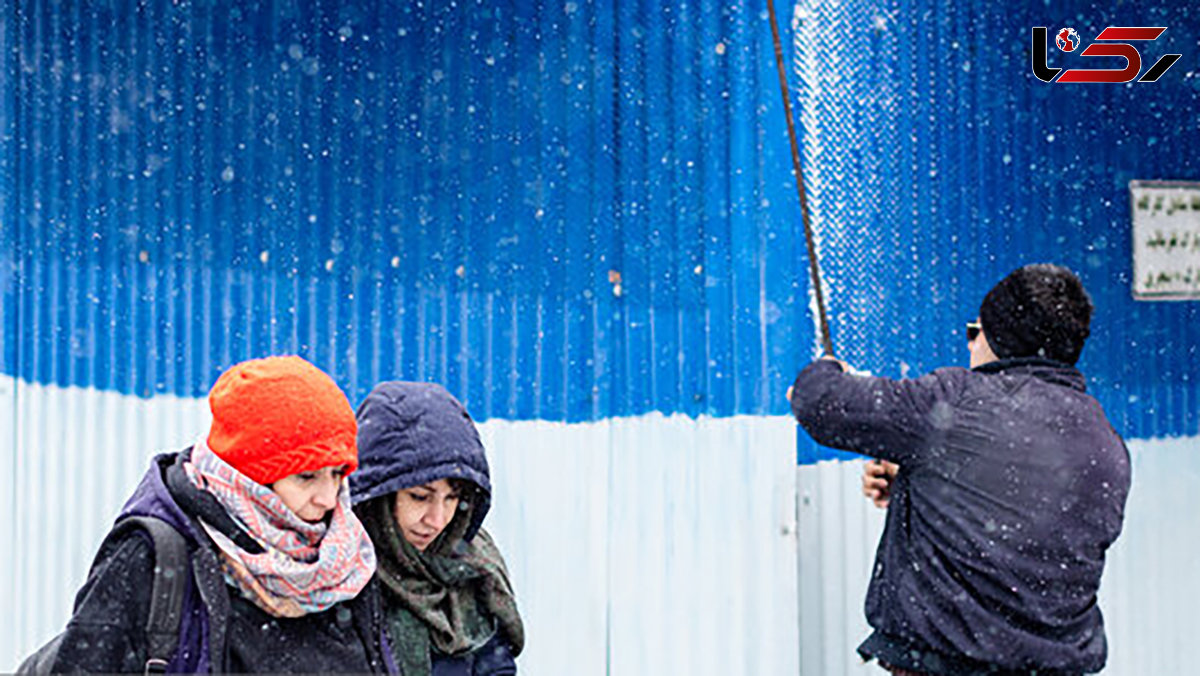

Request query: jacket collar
[
  {"left": 972, "top": 356, "right": 1087, "bottom": 393},
  {"left": 119, "top": 452, "right": 204, "bottom": 542},
  {"left": 165, "top": 448, "right": 266, "bottom": 554}
]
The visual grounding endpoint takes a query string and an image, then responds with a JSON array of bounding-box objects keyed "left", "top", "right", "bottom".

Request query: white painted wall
[
  {"left": 795, "top": 459, "right": 886, "bottom": 675},
  {"left": 1, "top": 375, "right": 15, "bottom": 666},
  {"left": 6, "top": 377, "right": 211, "bottom": 669},
  {"left": 1096, "top": 436, "right": 1200, "bottom": 675},
  {"left": 3, "top": 378, "right": 1195, "bottom": 674}
]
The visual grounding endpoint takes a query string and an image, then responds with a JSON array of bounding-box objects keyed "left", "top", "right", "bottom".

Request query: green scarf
[{"left": 362, "top": 497, "right": 524, "bottom": 676}]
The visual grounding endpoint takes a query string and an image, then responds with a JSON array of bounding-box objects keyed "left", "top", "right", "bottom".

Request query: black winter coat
[
  {"left": 49, "top": 451, "right": 393, "bottom": 673},
  {"left": 790, "top": 358, "right": 1130, "bottom": 675}
]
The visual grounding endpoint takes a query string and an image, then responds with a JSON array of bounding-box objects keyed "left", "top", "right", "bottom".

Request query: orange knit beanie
[{"left": 206, "top": 356, "right": 358, "bottom": 486}]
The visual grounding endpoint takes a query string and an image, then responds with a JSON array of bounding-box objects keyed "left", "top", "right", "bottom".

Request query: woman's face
[
  {"left": 393, "top": 478, "right": 462, "bottom": 551},
  {"left": 271, "top": 465, "right": 348, "bottom": 523}
]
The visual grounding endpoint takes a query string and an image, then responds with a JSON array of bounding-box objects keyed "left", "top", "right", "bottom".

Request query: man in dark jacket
[{"left": 788, "top": 264, "right": 1130, "bottom": 675}]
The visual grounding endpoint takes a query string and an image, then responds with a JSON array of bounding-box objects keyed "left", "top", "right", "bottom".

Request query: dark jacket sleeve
[
  {"left": 50, "top": 533, "right": 154, "bottom": 673},
  {"left": 471, "top": 633, "right": 516, "bottom": 676},
  {"left": 789, "top": 359, "right": 964, "bottom": 465},
  {"left": 430, "top": 633, "right": 517, "bottom": 676}
]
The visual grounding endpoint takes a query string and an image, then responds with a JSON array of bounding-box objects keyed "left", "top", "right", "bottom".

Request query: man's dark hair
[{"left": 978, "top": 263, "right": 1094, "bottom": 365}]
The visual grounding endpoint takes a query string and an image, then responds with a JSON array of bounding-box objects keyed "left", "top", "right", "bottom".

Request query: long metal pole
[{"left": 766, "top": 0, "right": 834, "bottom": 356}]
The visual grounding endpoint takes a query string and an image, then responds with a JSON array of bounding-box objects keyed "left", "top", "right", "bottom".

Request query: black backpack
[{"left": 18, "top": 515, "right": 190, "bottom": 675}]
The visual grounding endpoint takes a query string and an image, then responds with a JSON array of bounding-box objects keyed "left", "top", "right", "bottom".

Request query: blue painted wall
[
  {"left": 2, "top": 0, "right": 1197, "bottom": 439},
  {"left": 791, "top": 0, "right": 1200, "bottom": 456}
]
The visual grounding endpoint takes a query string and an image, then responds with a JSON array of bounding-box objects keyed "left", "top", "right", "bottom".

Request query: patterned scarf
[
  {"left": 185, "top": 440, "right": 377, "bottom": 618},
  {"left": 361, "top": 496, "right": 524, "bottom": 676}
]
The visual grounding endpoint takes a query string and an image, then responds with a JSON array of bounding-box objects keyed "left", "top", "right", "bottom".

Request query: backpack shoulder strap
[
  {"left": 22, "top": 516, "right": 191, "bottom": 675},
  {"left": 111, "top": 516, "right": 189, "bottom": 674}
]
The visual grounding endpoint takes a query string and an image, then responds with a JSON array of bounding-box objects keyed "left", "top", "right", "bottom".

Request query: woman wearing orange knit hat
[{"left": 33, "top": 356, "right": 395, "bottom": 673}]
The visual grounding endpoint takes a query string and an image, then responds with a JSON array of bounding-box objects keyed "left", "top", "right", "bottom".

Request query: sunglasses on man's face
[{"left": 966, "top": 322, "right": 981, "bottom": 343}]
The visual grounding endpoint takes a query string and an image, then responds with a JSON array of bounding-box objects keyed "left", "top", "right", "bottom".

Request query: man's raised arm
[{"left": 787, "top": 357, "right": 963, "bottom": 466}]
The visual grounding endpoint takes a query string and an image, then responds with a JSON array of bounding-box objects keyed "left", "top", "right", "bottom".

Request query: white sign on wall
[{"left": 1130, "top": 180, "right": 1200, "bottom": 300}]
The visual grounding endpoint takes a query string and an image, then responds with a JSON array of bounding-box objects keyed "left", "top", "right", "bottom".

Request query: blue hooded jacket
[
  {"left": 351, "top": 382, "right": 519, "bottom": 676},
  {"left": 352, "top": 381, "right": 492, "bottom": 538}
]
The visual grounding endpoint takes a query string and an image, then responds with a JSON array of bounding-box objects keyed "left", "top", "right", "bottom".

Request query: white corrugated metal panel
[
  {"left": 7, "top": 378, "right": 1197, "bottom": 674},
  {"left": 480, "top": 418, "right": 613, "bottom": 673},
  {"left": 796, "top": 459, "right": 886, "bottom": 675},
  {"left": 4, "top": 383, "right": 802, "bottom": 674},
  {"left": 1, "top": 376, "right": 16, "bottom": 663},
  {"left": 1097, "top": 436, "right": 1200, "bottom": 675},
  {"left": 603, "top": 415, "right": 799, "bottom": 675},
  {"left": 8, "top": 379, "right": 210, "bottom": 667}
]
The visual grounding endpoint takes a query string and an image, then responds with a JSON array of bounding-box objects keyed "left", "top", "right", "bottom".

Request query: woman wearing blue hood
[{"left": 352, "top": 382, "right": 525, "bottom": 676}]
